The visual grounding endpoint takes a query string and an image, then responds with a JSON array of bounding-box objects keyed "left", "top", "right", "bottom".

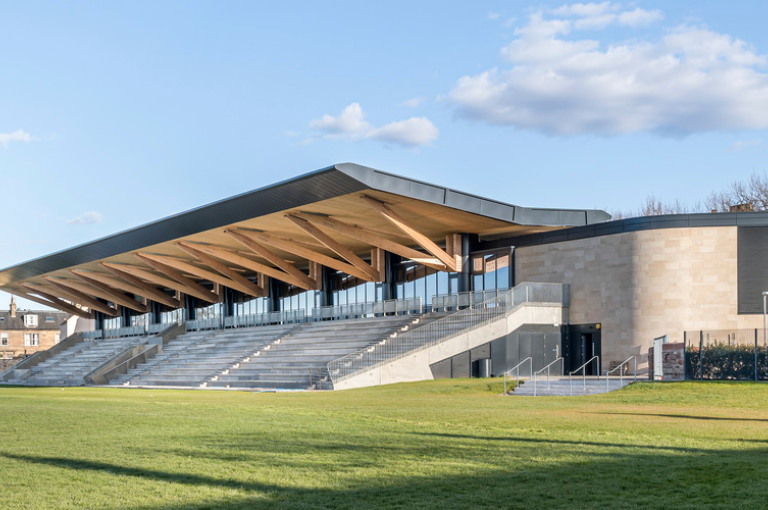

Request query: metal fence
[
  {"left": 684, "top": 328, "right": 767, "bottom": 380},
  {"left": 327, "top": 282, "right": 568, "bottom": 385}
]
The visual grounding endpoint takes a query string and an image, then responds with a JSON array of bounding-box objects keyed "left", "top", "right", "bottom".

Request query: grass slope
[{"left": 0, "top": 380, "right": 766, "bottom": 509}]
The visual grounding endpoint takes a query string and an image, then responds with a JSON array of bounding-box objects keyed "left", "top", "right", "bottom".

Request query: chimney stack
[{"left": 10, "top": 296, "right": 17, "bottom": 318}]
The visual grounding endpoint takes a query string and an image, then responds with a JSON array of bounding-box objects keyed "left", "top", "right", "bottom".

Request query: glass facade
[{"left": 471, "top": 251, "right": 512, "bottom": 291}]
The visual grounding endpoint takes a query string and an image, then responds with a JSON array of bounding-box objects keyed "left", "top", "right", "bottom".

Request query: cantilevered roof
[{"left": 0, "top": 163, "right": 610, "bottom": 316}]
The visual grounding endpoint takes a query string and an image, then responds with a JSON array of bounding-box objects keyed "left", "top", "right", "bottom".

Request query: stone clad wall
[{"left": 515, "top": 226, "right": 763, "bottom": 370}]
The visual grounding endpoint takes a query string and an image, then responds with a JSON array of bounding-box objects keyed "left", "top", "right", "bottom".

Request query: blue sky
[{"left": 2, "top": 1, "right": 768, "bottom": 309}]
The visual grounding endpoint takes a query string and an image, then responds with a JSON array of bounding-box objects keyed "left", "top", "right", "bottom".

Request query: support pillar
[
  {"left": 382, "top": 252, "right": 398, "bottom": 301},
  {"left": 185, "top": 295, "right": 197, "bottom": 321},
  {"left": 457, "top": 233, "right": 472, "bottom": 293},
  {"left": 268, "top": 278, "right": 280, "bottom": 312}
]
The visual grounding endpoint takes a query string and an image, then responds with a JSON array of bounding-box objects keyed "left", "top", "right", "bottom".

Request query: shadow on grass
[
  {"left": 594, "top": 412, "right": 768, "bottom": 422},
  {"left": 3, "top": 439, "right": 767, "bottom": 510},
  {"left": 413, "top": 432, "right": 708, "bottom": 453}
]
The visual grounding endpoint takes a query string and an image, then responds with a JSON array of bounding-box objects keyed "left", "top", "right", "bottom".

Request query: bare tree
[{"left": 619, "top": 171, "right": 768, "bottom": 219}]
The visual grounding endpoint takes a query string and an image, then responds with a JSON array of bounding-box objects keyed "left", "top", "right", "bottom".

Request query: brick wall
[{"left": 648, "top": 342, "right": 685, "bottom": 381}]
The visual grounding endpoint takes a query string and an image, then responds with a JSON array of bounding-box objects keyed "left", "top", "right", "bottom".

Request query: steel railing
[
  {"left": 328, "top": 282, "right": 568, "bottom": 385},
  {"left": 569, "top": 355, "right": 600, "bottom": 395},
  {"left": 533, "top": 357, "right": 564, "bottom": 396},
  {"left": 606, "top": 355, "right": 636, "bottom": 391},
  {"left": 504, "top": 356, "right": 532, "bottom": 395}
]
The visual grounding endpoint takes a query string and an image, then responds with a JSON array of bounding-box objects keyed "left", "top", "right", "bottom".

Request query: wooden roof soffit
[
  {"left": 25, "top": 281, "right": 120, "bottom": 317},
  {"left": 178, "top": 242, "right": 310, "bottom": 290},
  {"left": 141, "top": 249, "right": 266, "bottom": 298},
  {"left": 8, "top": 288, "right": 93, "bottom": 319},
  {"left": 227, "top": 228, "right": 378, "bottom": 282},
  {"left": 20, "top": 282, "right": 112, "bottom": 317},
  {"left": 280, "top": 218, "right": 381, "bottom": 281},
  {"left": 45, "top": 276, "right": 149, "bottom": 314},
  {"left": 86, "top": 266, "right": 182, "bottom": 309},
  {"left": 131, "top": 254, "right": 222, "bottom": 304},
  {"left": 290, "top": 212, "right": 446, "bottom": 271},
  {"left": 224, "top": 230, "right": 320, "bottom": 290},
  {"left": 359, "top": 195, "right": 459, "bottom": 272}
]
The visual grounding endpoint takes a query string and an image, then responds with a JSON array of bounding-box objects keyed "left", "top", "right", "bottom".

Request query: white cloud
[
  {"left": 446, "top": 3, "right": 768, "bottom": 136},
  {"left": 66, "top": 211, "right": 103, "bottom": 225},
  {"left": 488, "top": 12, "right": 500, "bottom": 20},
  {"left": 370, "top": 118, "right": 440, "bottom": 147},
  {"left": 308, "top": 103, "right": 371, "bottom": 137},
  {"left": 400, "top": 97, "right": 425, "bottom": 108},
  {"left": 727, "top": 140, "right": 762, "bottom": 152},
  {"left": 307, "top": 103, "right": 438, "bottom": 148},
  {"left": 0, "top": 129, "right": 32, "bottom": 148}
]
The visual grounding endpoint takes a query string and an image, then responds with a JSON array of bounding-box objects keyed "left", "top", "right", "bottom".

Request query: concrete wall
[
  {"left": 334, "top": 304, "right": 565, "bottom": 390},
  {"left": 515, "top": 226, "right": 763, "bottom": 370}
]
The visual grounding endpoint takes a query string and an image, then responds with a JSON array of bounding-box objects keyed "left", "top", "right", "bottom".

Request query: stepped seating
[
  {"left": 328, "top": 312, "right": 461, "bottom": 377},
  {"left": 511, "top": 377, "right": 633, "bottom": 396},
  {"left": 207, "top": 315, "right": 427, "bottom": 390},
  {"left": 115, "top": 325, "right": 291, "bottom": 387},
  {"left": 24, "top": 336, "right": 147, "bottom": 386}
]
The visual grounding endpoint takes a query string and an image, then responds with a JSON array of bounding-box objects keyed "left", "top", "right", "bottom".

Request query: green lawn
[{"left": 0, "top": 380, "right": 766, "bottom": 509}]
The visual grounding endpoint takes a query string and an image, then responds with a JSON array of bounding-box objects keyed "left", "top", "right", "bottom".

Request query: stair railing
[
  {"left": 328, "top": 282, "right": 568, "bottom": 386},
  {"left": 606, "top": 356, "right": 636, "bottom": 391},
  {"left": 569, "top": 356, "right": 600, "bottom": 396},
  {"left": 533, "top": 357, "right": 564, "bottom": 397},
  {"left": 503, "top": 357, "right": 532, "bottom": 395}
]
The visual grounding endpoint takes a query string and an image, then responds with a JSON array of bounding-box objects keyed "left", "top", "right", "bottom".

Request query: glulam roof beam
[
  {"left": 281, "top": 218, "right": 381, "bottom": 281},
  {"left": 8, "top": 288, "right": 93, "bottom": 319},
  {"left": 180, "top": 243, "right": 312, "bottom": 290},
  {"left": 22, "top": 282, "right": 119, "bottom": 317},
  {"left": 290, "top": 212, "right": 446, "bottom": 271},
  {"left": 224, "top": 230, "right": 319, "bottom": 290},
  {"left": 176, "top": 243, "right": 267, "bottom": 297},
  {"left": 83, "top": 266, "right": 182, "bottom": 309},
  {"left": 132, "top": 255, "right": 222, "bottom": 304},
  {"left": 360, "top": 195, "right": 458, "bottom": 272},
  {"left": 139, "top": 250, "right": 265, "bottom": 298},
  {"left": 52, "top": 275, "right": 149, "bottom": 313},
  {"left": 223, "top": 229, "right": 376, "bottom": 282}
]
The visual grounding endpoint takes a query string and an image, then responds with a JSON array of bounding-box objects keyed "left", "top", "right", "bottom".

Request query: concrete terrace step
[{"left": 511, "top": 378, "right": 635, "bottom": 396}]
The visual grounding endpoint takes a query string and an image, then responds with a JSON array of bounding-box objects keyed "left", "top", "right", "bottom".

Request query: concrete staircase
[
  {"left": 207, "top": 315, "right": 430, "bottom": 390},
  {"left": 23, "top": 336, "right": 147, "bottom": 386},
  {"left": 112, "top": 324, "right": 291, "bottom": 387},
  {"left": 511, "top": 377, "right": 634, "bottom": 396}
]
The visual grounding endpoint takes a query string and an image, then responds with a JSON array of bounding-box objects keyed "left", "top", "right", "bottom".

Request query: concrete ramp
[{"left": 332, "top": 284, "right": 568, "bottom": 390}]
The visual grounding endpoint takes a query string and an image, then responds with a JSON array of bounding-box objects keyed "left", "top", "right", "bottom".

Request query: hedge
[{"left": 686, "top": 344, "right": 768, "bottom": 380}]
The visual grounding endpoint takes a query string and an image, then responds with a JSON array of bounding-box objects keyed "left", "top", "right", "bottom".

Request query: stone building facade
[{"left": 0, "top": 298, "right": 69, "bottom": 359}]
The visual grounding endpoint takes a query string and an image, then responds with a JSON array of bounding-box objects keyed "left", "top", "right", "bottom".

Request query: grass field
[{"left": 0, "top": 380, "right": 766, "bottom": 510}]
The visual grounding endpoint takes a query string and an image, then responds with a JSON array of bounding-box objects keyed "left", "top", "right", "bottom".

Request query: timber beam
[
  {"left": 228, "top": 229, "right": 376, "bottom": 282},
  {"left": 140, "top": 250, "right": 265, "bottom": 298},
  {"left": 224, "top": 230, "right": 319, "bottom": 290},
  {"left": 359, "top": 195, "right": 458, "bottom": 272},
  {"left": 281, "top": 218, "right": 381, "bottom": 281},
  {"left": 133, "top": 254, "right": 222, "bottom": 304},
  {"left": 45, "top": 276, "right": 149, "bottom": 314},
  {"left": 291, "top": 212, "right": 446, "bottom": 271},
  {"left": 179, "top": 242, "right": 311, "bottom": 290},
  {"left": 22, "top": 282, "right": 119, "bottom": 317},
  {"left": 8, "top": 288, "right": 93, "bottom": 319},
  {"left": 80, "top": 267, "right": 182, "bottom": 309}
]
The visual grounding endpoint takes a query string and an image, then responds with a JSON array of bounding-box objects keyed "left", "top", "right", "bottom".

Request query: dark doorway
[{"left": 563, "top": 324, "right": 602, "bottom": 375}]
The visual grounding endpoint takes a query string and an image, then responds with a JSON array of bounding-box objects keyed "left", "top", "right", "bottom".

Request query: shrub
[{"left": 686, "top": 344, "right": 768, "bottom": 380}]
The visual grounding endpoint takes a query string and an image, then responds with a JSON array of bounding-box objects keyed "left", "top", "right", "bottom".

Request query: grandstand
[{"left": 2, "top": 162, "right": 767, "bottom": 390}]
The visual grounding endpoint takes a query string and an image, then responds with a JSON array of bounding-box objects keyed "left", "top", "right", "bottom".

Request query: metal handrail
[
  {"left": 569, "top": 355, "right": 600, "bottom": 395},
  {"left": 504, "top": 357, "right": 532, "bottom": 395},
  {"left": 533, "top": 357, "right": 564, "bottom": 396},
  {"left": 606, "top": 355, "right": 637, "bottom": 391},
  {"left": 328, "top": 282, "right": 568, "bottom": 385}
]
